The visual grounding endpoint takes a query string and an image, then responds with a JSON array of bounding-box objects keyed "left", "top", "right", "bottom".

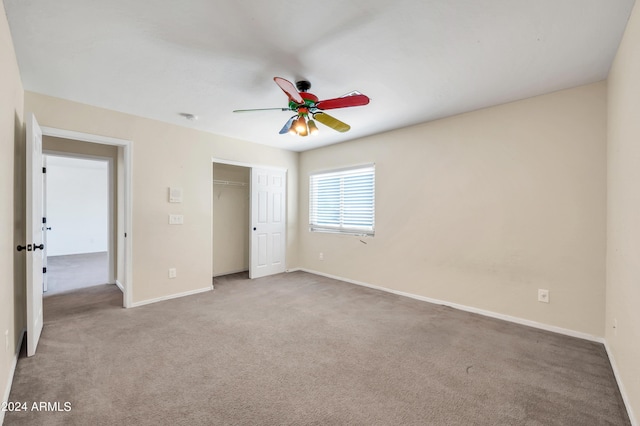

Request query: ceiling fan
[{"left": 233, "top": 77, "right": 370, "bottom": 137}]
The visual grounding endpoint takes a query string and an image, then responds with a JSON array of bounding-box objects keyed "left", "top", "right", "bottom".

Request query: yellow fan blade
[{"left": 313, "top": 112, "right": 350, "bottom": 133}]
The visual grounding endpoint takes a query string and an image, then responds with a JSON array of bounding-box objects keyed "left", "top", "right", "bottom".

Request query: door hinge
[
  {"left": 43, "top": 267, "right": 47, "bottom": 273},
  {"left": 42, "top": 167, "right": 46, "bottom": 173}
]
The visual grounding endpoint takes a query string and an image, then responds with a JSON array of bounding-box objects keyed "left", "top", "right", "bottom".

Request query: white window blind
[{"left": 309, "top": 164, "right": 375, "bottom": 236}]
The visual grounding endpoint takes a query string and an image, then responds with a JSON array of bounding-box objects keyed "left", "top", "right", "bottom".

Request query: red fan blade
[
  {"left": 316, "top": 94, "right": 369, "bottom": 110},
  {"left": 274, "top": 77, "right": 304, "bottom": 104},
  {"left": 314, "top": 112, "right": 350, "bottom": 133}
]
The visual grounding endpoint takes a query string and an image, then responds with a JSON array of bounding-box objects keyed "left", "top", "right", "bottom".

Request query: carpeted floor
[
  {"left": 5, "top": 271, "right": 630, "bottom": 425},
  {"left": 45, "top": 252, "right": 109, "bottom": 295}
]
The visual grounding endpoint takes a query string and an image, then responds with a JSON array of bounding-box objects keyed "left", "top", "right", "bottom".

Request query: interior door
[
  {"left": 26, "top": 113, "right": 44, "bottom": 357},
  {"left": 250, "top": 167, "right": 286, "bottom": 279}
]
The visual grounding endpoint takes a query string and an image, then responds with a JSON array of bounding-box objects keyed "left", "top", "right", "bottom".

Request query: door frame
[
  {"left": 42, "top": 155, "right": 48, "bottom": 293},
  {"left": 211, "top": 157, "right": 287, "bottom": 281},
  {"left": 41, "top": 127, "right": 133, "bottom": 308},
  {"left": 43, "top": 151, "right": 116, "bottom": 286}
]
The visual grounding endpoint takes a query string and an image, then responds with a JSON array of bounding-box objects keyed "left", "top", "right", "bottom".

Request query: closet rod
[{"left": 213, "top": 179, "right": 247, "bottom": 187}]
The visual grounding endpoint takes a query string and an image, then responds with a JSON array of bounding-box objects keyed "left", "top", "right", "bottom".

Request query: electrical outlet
[
  {"left": 168, "top": 268, "right": 177, "bottom": 279},
  {"left": 319, "top": 252, "right": 324, "bottom": 261},
  {"left": 538, "top": 289, "right": 549, "bottom": 303}
]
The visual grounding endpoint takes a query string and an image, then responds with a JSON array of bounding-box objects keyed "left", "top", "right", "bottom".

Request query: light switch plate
[{"left": 169, "top": 214, "right": 184, "bottom": 225}]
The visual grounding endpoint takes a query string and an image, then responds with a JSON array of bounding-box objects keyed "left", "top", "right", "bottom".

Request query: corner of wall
[
  {"left": 1, "top": 0, "right": 26, "bottom": 417},
  {"left": 605, "top": 0, "right": 640, "bottom": 423}
]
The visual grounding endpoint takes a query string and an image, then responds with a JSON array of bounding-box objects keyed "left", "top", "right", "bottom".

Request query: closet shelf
[{"left": 213, "top": 179, "right": 247, "bottom": 187}]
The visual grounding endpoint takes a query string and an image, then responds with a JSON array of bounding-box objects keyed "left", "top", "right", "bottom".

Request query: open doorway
[
  {"left": 25, "top": 118, "right": 133, "bottom": 356},
  {"left": 43, "top": 154, "right": 113, "bottom": 295},
  {"left": 38, "top": 128, "right": 132, "bottom": 308},
  {"left": 212, "top": 163, "right": 250, "bottom": 277}
]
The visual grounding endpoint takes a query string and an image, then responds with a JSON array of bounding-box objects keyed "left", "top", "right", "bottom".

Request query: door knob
[
  {"left": 17, "top": 245, "right": 27, "bottom": 251},
  {"left": 33, "top": 244, "right": 44, "bottom": 251}
]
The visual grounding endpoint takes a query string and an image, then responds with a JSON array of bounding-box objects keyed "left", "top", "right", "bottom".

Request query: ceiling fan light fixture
[
  {"left": 308, "top": 119, "right": 319, "bottom": 136},
  {"left": 294, "top": 116, "right": 308, "bottom": 136}
]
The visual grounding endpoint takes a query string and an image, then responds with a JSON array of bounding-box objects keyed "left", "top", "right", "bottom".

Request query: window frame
[{"left": 308, "top": 163, "right": 375, "bottom": 237}]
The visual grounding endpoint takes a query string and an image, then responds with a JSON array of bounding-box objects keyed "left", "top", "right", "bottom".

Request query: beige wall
[
  {"left": 25, "top": 92, "right": 299, "bottom": 303},
  {"left": 299, "top": 82, "right": 607, "bottom": 337},
  {"left": 44, "top": 136, "right": 119, "bottom": 158},
  {"left": 0, "top": 4, "right": 24, "bottom": 417},
  {"left": 607, "top": 0, "right": 640, "bottom": 421},
  {"left": 212, "top": 163, "right": 250, "bottom": 276}
]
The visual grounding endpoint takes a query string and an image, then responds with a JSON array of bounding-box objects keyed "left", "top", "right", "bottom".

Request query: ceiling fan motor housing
[
  {"left": 296, "top": 80, "right": 312, "bottom": 92},
  {"left": 289, "top": 91, "right": 318, "bottom": 112}
]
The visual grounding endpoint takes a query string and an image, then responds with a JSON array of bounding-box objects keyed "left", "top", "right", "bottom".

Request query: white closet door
[{"left": 250, "top": 168, "right": 286, "bottom": 278}]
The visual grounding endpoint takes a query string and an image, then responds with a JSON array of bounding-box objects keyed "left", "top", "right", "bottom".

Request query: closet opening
[{"left": 212, "top": 163, "right": 250, "bottom": 277}]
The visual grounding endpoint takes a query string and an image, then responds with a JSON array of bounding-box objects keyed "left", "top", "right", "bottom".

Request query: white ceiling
[{"left": 4, "top": 0, "right": 635, "bottom": 152}]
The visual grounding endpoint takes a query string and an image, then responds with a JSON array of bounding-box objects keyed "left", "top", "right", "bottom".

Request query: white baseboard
[
  {"left": 298, "top": 268, "right": 604, "bottom": 343},
  {"left": 605, "top": 342, "right": 638, "bottom": 426},
  {"left": 130, "top": 286, "right": 213, "bottom": 308},
  {"left": 115, "top": 280, "right": 124, "bottom": 293},
  {"left": 2, "top": 328, "right": 26, "bottom": 425}
]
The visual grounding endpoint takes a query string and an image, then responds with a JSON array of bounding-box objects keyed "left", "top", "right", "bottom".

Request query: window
[{"left": 309, "top": 164, "right": 375, "bottom": 236}]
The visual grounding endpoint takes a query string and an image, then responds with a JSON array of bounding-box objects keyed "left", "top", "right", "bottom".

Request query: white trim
[
  {"left": 115, "top": 280, "right": 124, "bottom": 293},
  {"left": 43, "top": 149, "right": 113, "bottom": 162},
  {"left": 309, "top": 162, "right": 375, "bottom": 177},
  {"left": 211, "top": 157, "right": 287, "bottom": 172},
  {"left": 40, "top": 126, "right": 133, "bottom": 308},
  {"left": 605, "top": 342, "right": 638, "bottom": 426},
  {"left": 298, "top": 268, "right": 605, "bottom": 343},
  {"left": 130, "top": 286, "right": 213, "bottom": 308},
  {"left": 41, "top": 127, "right": 131, "bottom": 146},
  {"left": 1, "top": 329, "right": 26, "bottom": 425},
  {"left": 123, "top": 140, "right": 133, "bottom": 308},
  {"left": 107, "top": 158, "right": 115, "bottom": 284}
]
